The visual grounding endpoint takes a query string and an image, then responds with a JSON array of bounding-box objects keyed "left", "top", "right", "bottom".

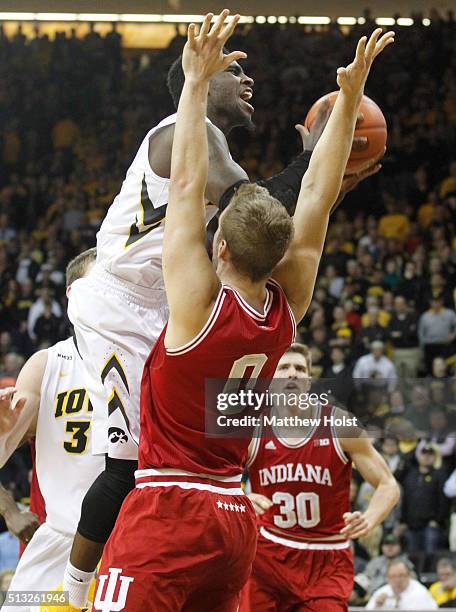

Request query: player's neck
[
  {"left": 207, "top": 110, "right": 233, "bottom": 135},
  {"left": 219, "top": 269, "right": 268, "bottom": 313}
]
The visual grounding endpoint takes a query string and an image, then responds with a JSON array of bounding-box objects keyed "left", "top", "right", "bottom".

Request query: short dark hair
[
  {"left": 66, "top": 248, "right": 96, "bottom": 287},
  {"left": 167, "top": 46, "right": 231, "bottom": 109}
]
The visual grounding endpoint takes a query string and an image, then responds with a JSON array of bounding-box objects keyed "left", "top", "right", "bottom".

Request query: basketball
[{"left": 304, "top": 92, "right": 387, "bottom": 174}]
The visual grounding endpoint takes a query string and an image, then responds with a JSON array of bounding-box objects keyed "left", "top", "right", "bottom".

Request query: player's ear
[
  {"left": 217, "top": 238, "right": 228, "bottom": 260},
  {"left": 66, "top": 285, "right": 71, "bottom": 298}
]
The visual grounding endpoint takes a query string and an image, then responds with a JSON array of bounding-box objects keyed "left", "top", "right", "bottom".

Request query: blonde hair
[
  {"left": 66, "top": 248, "right": 96, "bottom": 287},
  {"left": 220, "top": 184, "right": 293, "bottom": 282},
  {"left": 284, "top": 343, "right": 312, "bottom": 370}
]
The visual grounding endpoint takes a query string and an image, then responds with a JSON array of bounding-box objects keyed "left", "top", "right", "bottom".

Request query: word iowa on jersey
[
  {"left": 36, "top": 337, "right": 104, "bottom": 534},
  {"left": 248, "top": 404, "right": 352, "bottom": 544}
]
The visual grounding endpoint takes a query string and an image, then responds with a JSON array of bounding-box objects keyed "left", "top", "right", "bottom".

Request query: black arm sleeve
[
  {"left": 257, "top": 150, "right": 312, "bottom": 214},
  {"left": 218, "top": 151, "right": 312, "bottom": 215}
]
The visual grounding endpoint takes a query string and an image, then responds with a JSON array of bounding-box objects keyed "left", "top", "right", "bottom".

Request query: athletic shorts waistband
[
  {"left": 135, "top": 468, "right": 244, "bottom": 496},
  {"left": 260, "top": 527, "right": 350, "bottom": 550},
  {"left": 90, "top": 263, "right": 167, "bottom": 307}
]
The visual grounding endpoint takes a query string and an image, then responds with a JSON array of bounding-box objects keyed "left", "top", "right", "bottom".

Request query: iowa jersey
[
  {"left": 36, "top": 337, "right": 104, "bottom": 535},
  {"left": 97, "top": 113, "right": 218, "bottom": 289},
  {"left": 248, "top": 404, "right": 352, "bottom": 544}
]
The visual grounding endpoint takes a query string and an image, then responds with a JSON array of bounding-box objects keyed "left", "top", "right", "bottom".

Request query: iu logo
[{"left": 94, "top": 567, "right": 134, "bottom": 611}]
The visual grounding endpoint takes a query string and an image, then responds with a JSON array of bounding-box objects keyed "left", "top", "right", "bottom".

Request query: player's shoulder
[{"left": 50, "top": 337, "right": 78, "bottom": 362}]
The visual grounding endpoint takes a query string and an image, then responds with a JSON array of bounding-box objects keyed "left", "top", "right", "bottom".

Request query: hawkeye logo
[{"left": 94, "top": 567, "right": 134, "bottom": 611}]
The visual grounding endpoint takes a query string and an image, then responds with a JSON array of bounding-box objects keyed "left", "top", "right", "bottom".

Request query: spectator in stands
[
  {"left": 27, "top": 288, "right": 62, "bottom": 341},
  {"left": 353, "top": 340, "right": 398, "bottom": 393},
  {"left": 360, "top": 306, "right": 387, "bottom": 351},
  {"left": 418, "top": 296, "right": 456, "bottom": 374},
  {"left": 323, "top": 347, "right": 353, "bottom": 405},
  {"left": 33, "top": 301, "right": 62, "bottom": 347},
  {"left": 364, "top": 534, "right": 415, "bottom": 596},
  {"left": 429, "top": 408, "right": 456, "bottom": 464},
  {"left": 378, "top": 198, "right": 411, "bottom": 241},
  {"left": 387, "top": 295, "right": 420, "bottom": 378},
  {"left": 404, "top": 385, "right": 433, "bottom": 432},
  {"left": 429, "top": 557, "right": 456, "bottom": 608},
  {"left": 366, "top": 559, "right": 438, "bottom": 609},
  {"left": 399, "top": 442, "right": 449, "bottom": 553}
]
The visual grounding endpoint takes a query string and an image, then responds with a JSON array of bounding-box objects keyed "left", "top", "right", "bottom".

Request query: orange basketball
[{"left": 304, "top": 91, "right": 387, "bottom": 175}]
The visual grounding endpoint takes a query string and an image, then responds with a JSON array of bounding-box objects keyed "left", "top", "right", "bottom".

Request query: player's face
[
  {"left": 273, "top": 352, "right": 311, "bottom": 394},
  {"left": 208, "top": 61, "right": 254, "bottom": 129}
]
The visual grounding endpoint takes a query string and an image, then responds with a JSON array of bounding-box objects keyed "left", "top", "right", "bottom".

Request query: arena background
[{"left": 0, "top": 1, "right": 455, "bottom": 608}]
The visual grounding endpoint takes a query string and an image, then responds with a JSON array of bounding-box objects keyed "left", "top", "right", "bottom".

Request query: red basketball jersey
[
  {"left": 248, "top": 404, "right": 352, "bottom": 543},
  {"left": 138, "top": 281, "right": 295, "bottom": 477}
]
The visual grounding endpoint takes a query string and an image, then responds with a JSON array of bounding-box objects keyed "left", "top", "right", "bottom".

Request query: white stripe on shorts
[
  {"left": 260, "top": 527, "right": 350, "bottom": 550},
  {"left": 135, "top": 468, "right": 242, "bottom": 483},
  {"left": 136, "top": 481, "right": 244, "bottom": 495}
]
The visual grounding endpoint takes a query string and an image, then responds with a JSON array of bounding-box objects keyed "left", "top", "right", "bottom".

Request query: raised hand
[
  {"left": 337, "top": 29, "right": 395, "bottom": 99},
  {"left": 0, "top": 387, "right": 26, "bottom": 435},
  {"left": 182, "top": 9, "right": 247, "bottom": 82}
]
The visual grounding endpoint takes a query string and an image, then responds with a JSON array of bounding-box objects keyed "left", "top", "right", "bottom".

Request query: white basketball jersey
[
  {"left": 97, "top": 113, "right": 218, "bottom": 289},
  {"left": 35, "top": 337, "right": 104, "bottom": 535}
]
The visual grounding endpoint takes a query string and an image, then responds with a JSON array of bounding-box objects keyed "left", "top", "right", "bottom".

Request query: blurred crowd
[{"left": 0, "top": 12, "right": 455, "bottom": 607}]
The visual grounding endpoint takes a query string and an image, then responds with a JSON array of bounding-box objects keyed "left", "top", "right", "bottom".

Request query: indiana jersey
[
  {"left": 97, "top": 113, "right": 218, "bottom": 289},
  {"left": 248, "top": 404, "right": 352, "bottom": 544},
  {"left": 138, "top": 280, "right": 296, "bottom": 478},
  {"left": 35, "top": 337, "right": 104, "bottom": 535}
]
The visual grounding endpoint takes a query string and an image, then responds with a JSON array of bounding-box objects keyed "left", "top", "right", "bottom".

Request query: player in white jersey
[
  {"left": 0, "top": 249, "right": 103, "bottom": 612},
  {"left": 65, "top": 10, "right": 383, "bottom": 607}
]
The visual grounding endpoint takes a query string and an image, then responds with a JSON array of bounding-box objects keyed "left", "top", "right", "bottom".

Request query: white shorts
[
  {"left": 4, "top": 523, "right": 72, "bottom": 612},
  {"left": 68, "top": 264, "right": 168, "bottom": 460}
]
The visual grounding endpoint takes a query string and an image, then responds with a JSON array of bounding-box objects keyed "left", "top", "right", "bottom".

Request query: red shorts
[
  {"left": 239, "top": 531, "right": 354, "bottom": 612},
  {"left": 93, "top": 484, "right": 258, "bottom": 611}
]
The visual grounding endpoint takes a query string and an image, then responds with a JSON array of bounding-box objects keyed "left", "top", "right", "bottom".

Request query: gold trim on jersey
[{"left": 125, "top": 175, "right": 167, "bottom": 247}]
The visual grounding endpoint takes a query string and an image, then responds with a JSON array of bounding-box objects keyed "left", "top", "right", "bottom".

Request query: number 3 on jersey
[{"left": 273, "top": 491, "right": 320, "bottom": 529}]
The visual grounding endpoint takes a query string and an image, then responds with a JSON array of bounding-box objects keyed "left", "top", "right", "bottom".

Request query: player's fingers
[
  {"left": 295, "top": 124, "right": 310, "bottom": 138},
  {"left": 13, "top": 397, "right": 26, "bottom": 414},
  {"left": 352, "top": 136, "right": 368, "bottom": 152},
  {"left": 0, "top": 386, "right": 16, "bottom": 399},
  {"left": 336, "top": 67, "right": 347, "bottom": 88},
  {"left": 343, "top": 511, "right": 361, "bottom": 522},
  {"left": 360, "top": 163, "right": 382, "bottom": 180},
  {"left": 220, "top": 14, "right": 241, "bottom": 43},
  {"left": 210, "top": 8, "right": 230, "bottom": 37},
  {"left": 341, "top": 517, "right": 364, "bottom": 532},
  {"left": 223, "top": 51, "right": 247, "bottom": 68},
  {"left": 354, "top": 36, "right": 367, "bottom": 64},
  {"left": 344, "top": 524, "right": 369, "bottom": 539},
  {"left": 374, "top": 31, "right": 395, "bottom": 58},
  {"left": 199, "top": 13, "right": 213, "bottom": 40},
  {"left": 187, "top": 23, "right": 197, "bottom": 48},
  {"left": 356, "top": 112, "right": 364, "bottom": 125},
  {"left": 340, "top": 519, "right": 366, "bottom": 536},
  {"left": 365, "top": 28, "right": 382, "bottom": 61}
]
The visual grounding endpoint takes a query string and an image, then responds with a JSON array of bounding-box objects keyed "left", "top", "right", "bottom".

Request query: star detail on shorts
[
  {"left": 240, "top": 504, "right": 246, "bottom": 512},
  {"left": 224, "top": 502, "right": 229, "bottom": 510},
  {"left": 234, "top": 503, "right": 239, "bottom": 512},
  {"left": 217, "top": 500, "right": 223, "bottom": 509}
]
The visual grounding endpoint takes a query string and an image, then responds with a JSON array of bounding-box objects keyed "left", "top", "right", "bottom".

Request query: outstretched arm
[
  {"left": 163, "top": 11, "right": 246, "bottom": 348},
  {"left": 0, "top": 350, "right": 46, "bottom": 467},
  {"left": 0, "top": 484, "right": 40, "bottom": 543},
  {"left": 272, "top": 29, "right": 394, "bottom": 321},
  {"left": 341, "top": 434, "right": 400, "bottom": 539}
]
